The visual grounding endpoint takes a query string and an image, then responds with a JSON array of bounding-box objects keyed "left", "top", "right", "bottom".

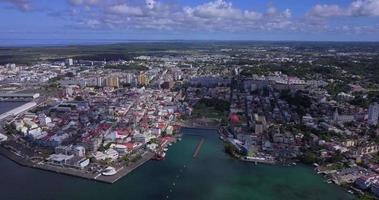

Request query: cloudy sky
[{"left": 0, "top": 0, "right": 379, "bottom": 43}]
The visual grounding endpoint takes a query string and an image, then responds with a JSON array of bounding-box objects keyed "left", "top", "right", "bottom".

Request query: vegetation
[
  {"left": 4, "top": 123, "right": 17, "bottom": 135},
  {"left": 359, "top": 194, "right": 376, "bottom": 200},
  {"left": 130, "top": 154, "right": 142, "bottom": 163},
  {"left": 148, "top": 138, "right": 158, "bottom": 144},
  {"left": 122, "top": 155, "right": 130, "bottom": 165},
  {"left": 301, "top": 151, "right": 318, "bottom": 164},
  {"left": 191, "top": 98, "right": 230, "bottom": 119},
  {"left": 74, "top": 96, "right": 84, "bottom": 101},
  {"left": 104, "top": 64, "right": 148, "bottom": 71},
  {"left": 280, "top": 90, "right": 311, "bottom": 116},
  {"left": 350, "top": 91, "right": 379, "bottom": 107},
  {"left": 224, "top": 143, "right": 237, "bottom": 156},
  {"left": 98, "top": 141, "right": 113, "bottom": 152}
]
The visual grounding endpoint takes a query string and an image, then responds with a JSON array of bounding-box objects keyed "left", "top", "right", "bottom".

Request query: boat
[
  {"left": 153, "top": 152, "right": 166, "bottom": 160},
  {"left": 102, "top": 166, "right": 117, "bottom": 176}
]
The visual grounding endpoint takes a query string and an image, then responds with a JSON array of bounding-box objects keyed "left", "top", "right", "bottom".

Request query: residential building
[{"left": 368, "top": 102, "right": 379, "bottom": 126}]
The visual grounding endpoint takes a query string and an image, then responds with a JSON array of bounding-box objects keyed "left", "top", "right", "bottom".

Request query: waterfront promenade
[
  {"left": 96, "top": 152, "right": 154, "bottom": 183},
  {"left": 0, "top": 145, "right": 154, "bottom": 184}
]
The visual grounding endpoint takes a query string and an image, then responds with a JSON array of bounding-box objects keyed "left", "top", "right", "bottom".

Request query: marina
[{"left": 0, "top": 128, "right": 355, "bottom": 200}]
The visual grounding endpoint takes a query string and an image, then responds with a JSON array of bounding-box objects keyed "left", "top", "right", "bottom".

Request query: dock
[
  {"left": 96, "top": 152, "right": 154, "bottom": 183},
  {"left": 193, "top": 138, "right": 205, "bottom": 158},
  {"left": 0, "top": 145, "right": 154, "bottom": 184}
]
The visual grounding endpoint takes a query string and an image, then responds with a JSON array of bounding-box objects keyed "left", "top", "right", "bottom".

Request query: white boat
[{"left": 102, "top": 166, "right": 117, "bottom": 176}]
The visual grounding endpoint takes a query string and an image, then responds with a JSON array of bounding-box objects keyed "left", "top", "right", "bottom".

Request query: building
[
  {"left": 97, "top": 77, "right": 104, "bottom": 87},
  {"left": 105, "top": 76, "right": 120, "bottom": 88},
  {"left": 372, "top": 182, "right": 379, "bottom": 197},
  {"left": 255, "top": 123, "right": 264, "bottom": 134},
  {"left": 161, "top": 81, "right": 173, "bottom": 89},
  {"left": 125, "top": 73, "right": 135, "bottom": 84},
  {"left": 333, "top": 109, "right": 355, "bottom": 123},
  {"left": 138, "top": 73, "right": 149, "bottom": 86},
  {"left": 368, "top": 102, "right": 379, "bottom": 126},
  {"left": 66, "top": 58, "right": 74, "bottom": 66}
]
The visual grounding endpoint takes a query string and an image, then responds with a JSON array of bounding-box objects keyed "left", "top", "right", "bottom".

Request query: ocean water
[{"left": 0, "top": 128, "right": 354, "bottom": 200}]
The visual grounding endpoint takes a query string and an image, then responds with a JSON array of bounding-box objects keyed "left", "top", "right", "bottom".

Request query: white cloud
[
  {"left": 244, "top": 10, "right": 262, "bottom": 20},
  {"left": 65, "top": 0, "right": 294, "bottom": 33},
  {"left": 349, "top": 0, "right": 379, "bottom": 16},
  {"left": 308, "top": 0, "right": 379, "bottom": 18},
  {"left": 107, "top": 3, "right": 144, "bottom": 16},
  {"left": 1, "top": 0, "right": 31, "bottom": 11},
  {"left": 307, "top": 4, "right": 346, "bottom": 18},
  {"left": 68, "top": 0, "right": 102, "bottom": 6},
  {"left": 187, "top": 0, "right": 242, "bottom": 19}
]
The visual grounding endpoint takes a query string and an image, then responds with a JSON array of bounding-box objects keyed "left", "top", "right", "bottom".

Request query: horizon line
[{"left": 1, "top": 39, "right": 379, "bottom": 48}]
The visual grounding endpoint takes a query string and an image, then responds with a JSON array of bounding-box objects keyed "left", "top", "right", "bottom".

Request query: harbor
[
  {"left": 0, "top": 129, "right": 354, "bottom": 200},
  {"left": 0, "top": 128, "right": 354, "bottom": 200},
  {"left": 0, "top": 144, "right": 154, "bottom": 184}
]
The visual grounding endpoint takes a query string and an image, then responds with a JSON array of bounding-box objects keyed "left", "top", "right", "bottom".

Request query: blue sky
[{"left": 0, "top": 0, "right": 379, "bottom": 44}]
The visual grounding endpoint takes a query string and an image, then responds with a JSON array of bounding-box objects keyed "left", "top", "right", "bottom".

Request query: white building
[
  {"left": 66, "top": 58, "right": 74, "bottom": 66},
  {"left": 73, "top": 146, "right": 86, "bottom": 157},
  {"left": 333, "top": 109, "right": 355, "bottom": 123},
  {"left": 368, "top": 102, "right": 379, "bottom": 126}
]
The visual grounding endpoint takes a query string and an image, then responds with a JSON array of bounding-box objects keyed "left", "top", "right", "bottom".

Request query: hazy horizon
[{"left": 1, "top": 38, "right": 379, "bottom": 48}]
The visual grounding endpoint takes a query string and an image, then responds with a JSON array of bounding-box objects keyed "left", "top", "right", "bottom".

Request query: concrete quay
[
  {"left": 95, "top": 152, "right": 154, "bottom": 183},
  {"left": 0, "top": 145, "right": 154, "bottom": 184}
]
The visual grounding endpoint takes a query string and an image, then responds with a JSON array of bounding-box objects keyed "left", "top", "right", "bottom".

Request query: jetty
[{"left": 193, "top": 138, "right": 205, "bottom": 158}]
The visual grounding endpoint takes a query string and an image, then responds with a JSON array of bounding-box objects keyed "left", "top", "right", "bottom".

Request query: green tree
[{"left": 302, "top": 151, "right": 318, "bottom": 164}]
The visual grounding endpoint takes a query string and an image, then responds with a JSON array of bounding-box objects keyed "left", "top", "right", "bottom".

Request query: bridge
[{"left": 0, "top": 102, "right": 37, "bottom": 121}]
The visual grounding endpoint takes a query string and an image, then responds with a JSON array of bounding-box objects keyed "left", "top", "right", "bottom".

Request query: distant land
[{"left": 1, "top": 40, "right": 379, "bottom": 65}]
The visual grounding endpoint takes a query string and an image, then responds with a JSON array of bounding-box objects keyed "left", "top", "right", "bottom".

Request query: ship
[
  {"left": 152, "top": 151, "right": 166, "bottom": 161},
  {"left": 102, "top": 166, "right": 117, "bottom": 176}
]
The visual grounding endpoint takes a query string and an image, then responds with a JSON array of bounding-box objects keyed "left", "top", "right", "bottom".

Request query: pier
[{"left": 193, "top": 138, "right": 205, "bottom": 158}]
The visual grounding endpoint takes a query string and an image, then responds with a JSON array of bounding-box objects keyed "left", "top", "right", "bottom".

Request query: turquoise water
[{"left": 0, "top": 128, "right": 354, "bottom": 200}]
